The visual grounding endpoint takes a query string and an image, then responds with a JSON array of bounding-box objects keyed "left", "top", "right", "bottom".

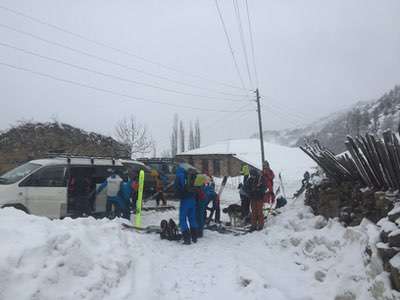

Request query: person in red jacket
[{"left": 262, "top": 161, "right": 275, "bottom": 205}]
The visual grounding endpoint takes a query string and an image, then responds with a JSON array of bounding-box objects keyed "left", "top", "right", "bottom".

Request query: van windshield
[{"left": 0, "top": 163, "right": 41, "bottom": 185}]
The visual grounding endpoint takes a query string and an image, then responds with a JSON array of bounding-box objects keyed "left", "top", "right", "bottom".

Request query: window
[
  {"left": 213, "top": 160, "right": 221, "bottom": 176},
  {"left": 22, "top": 166, "right": 67, "bottom": 187},
  {"left": 202, "top": 159, "right": 209, "bottom": 173},
  {"left": 0, "top": 163, "right": 41, "bottom": 185}
]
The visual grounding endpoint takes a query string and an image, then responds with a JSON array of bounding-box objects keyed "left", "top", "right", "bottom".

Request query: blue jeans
[{"left": 179, "top": 198, "right": 198, "bottom": 232}]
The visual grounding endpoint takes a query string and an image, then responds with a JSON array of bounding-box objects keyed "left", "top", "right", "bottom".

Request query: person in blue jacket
[
  {"left": 175, "top": 163, "right": 198, "bottom": 245},
  {"left": 197, "top": 181, "right": 217, "bottom": 238},
  {"left": 96, "top": 170, "right": 127, "bottom": 219},
  {"left": 119, "top": 175, "right": 133, "bottom": 220}
]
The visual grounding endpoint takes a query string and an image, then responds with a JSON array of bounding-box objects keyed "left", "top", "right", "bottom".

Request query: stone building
[{"left": 176, "top": 139, "right": 261, "bottom": 177}]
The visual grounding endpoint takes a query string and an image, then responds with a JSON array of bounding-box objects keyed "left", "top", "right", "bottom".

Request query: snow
[
  {"left": 389, "top": 205, "right": 400, "bottom": 217},
  {"left": 0, "top": 142, "right": 398, "bottom": 300},
  {"left": 390, "top": 253, "right": 400, "bottom": 269},
  {"left": 377, "top": 217, "right": 399, "bottom": 233}
]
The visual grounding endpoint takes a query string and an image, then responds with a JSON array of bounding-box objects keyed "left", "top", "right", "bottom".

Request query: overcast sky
[{"left": 0, "top": 0, "right": 399, "bottom": 153}]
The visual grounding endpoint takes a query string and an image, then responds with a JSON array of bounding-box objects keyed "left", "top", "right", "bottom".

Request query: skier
[
  {"left": 238, "top": 181, "right": 250, "bottom": 222},
  {"left": 241, "top": 164, "right": 250, "bottom": 184},
  {"left": 130, "top": 173, "right": 139, "bottom": 213},
  {"left": 119, "top": 175, "right": 133, "bottom": 220},
  {"left": 196, "top": 175, "right": 216, "bottom": 238},
  {"left": 96, "top": 170, "right": 125, "bottom": 219},
  {"left": 262, "top": 161, "right": 275, "bottom": 205},
  {"left": 175, "top": 163, "right": 198, "bottom": 245},
  {"left": 247, "top": 168, "right": 267, "bottom": 231},
  {"left": 155, "top": 174, "right": 167, "bottom": 206}
]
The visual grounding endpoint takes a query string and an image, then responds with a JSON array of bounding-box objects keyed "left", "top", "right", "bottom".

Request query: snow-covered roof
[{"left": 178, "top": 138, "right": 316, "bottom": 181}]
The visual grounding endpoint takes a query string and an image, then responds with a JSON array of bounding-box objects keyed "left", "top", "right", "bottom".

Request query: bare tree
[
  {"left": 194, "top": 119, "right": 201, "bottom": 149},
  {"left": 179, "top": 120, "right": 185, "bottom": 153},
  {"left": 160, "top": 149, "right": 171, "bottom": 158},
  {"left": 188, "top": 122, "right": 195, "bottom": 150},
  {"left": 115, "top": 116, "right": 154, "bottom": 158},
  {"left": 170, "top": 114, "right": 179, "bottom": 157}
]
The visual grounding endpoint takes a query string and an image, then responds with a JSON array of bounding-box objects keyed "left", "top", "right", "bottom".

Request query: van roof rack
[
  {"left": 46, "top": 153, "right": 118, "bottom": 165},
  {"left": 137, "top": 157, "right": 175, "bottom": 163}
]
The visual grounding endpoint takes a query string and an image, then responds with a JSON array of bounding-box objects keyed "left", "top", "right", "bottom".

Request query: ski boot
[
  {"left": 249, "top": 225, "right": 257, "bottom": 233},
  {"left": 168, "top": 219, "right": 178, "bottom": 241},
  {"left": 190, "top": 228, "right": 198, "bottom": 243},
  {"left": 182, "top": 230, "right": 191, "bottom": 245},
  {"left": 160, "top": 220, "right": 169, "bottom": 240}
]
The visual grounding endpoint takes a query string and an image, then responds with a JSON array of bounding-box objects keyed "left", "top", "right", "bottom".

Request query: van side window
[{"left": 22, "top": 166, "right": 67, "bottom": 187}]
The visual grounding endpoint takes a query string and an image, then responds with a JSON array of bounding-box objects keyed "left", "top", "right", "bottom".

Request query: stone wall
[
  {"left": 0, "top": 122, "right": 129, "bottom": 174},
  {"left": 305, "top": 181, "right": 393, "bottom": 226},
  {"left": 305, "top": 180, "right": 400, "bottom": 291}
]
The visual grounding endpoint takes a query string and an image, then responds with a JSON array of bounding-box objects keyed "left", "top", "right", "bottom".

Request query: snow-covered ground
[{"left": 0, "top": 145, "right": 398, "bottom": 300}]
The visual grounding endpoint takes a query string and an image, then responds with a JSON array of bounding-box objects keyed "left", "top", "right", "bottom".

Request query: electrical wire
[
  {"left": 0, "top": 23, "right": 250, "bottom": 100},
  {"left": 233, "top": 0, "right": 253, "bottom": 89},
  {"left": 0, "top": 4, "right": 248, "bottom": 92},
  {"left": 0, "top": 61, "right": 255, "bottom": 113},
  {"left": 214, "top": 0, "right": 247, "bottom": 91},
  {"left": 244, "top": 0, "right": 259, "bottom": 88},
  {"left": 0, "top": 41, "right": 250, "bottom": 103}
]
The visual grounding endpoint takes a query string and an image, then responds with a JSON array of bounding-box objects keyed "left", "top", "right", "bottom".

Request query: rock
[
  {"left": 377, "top": 218, "right": 398, "bottom": 243},
  {"left": 314, "top": 270, "right": 326, "bottom": 282},
  {"left": 314, "top": 215, "right": 328, "bottom": 229},
  {"left": 389, "top": 253, "right": 400, "bottom": 291},
  {"left": 389, "top": 230, "right": 400, "bottom": 248},
  {"left": 388, "top": 205, "right": 400, "bottom": 223},
  {"left": 377, "top": 242, "right": 400, "bottom": 272},
  {"left": 334, "top": 291, "right": 356, "bottom": 300}
]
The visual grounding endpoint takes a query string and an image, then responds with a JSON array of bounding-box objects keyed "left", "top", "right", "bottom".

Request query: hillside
[
  {"left": 257, "top": 85, "right": 400, "bottom": 153},
  {"left": 0, "top": 121, "right": 129, "bottom": 173}
]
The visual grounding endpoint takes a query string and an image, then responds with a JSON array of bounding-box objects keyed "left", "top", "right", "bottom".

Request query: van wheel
[{"left": 2, "top": 204, "right": 29, "bottom": 214}]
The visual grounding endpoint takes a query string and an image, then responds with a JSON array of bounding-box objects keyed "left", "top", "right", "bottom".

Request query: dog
[{"left": 223, "top": 204, "right": 242, "bottom": 227}]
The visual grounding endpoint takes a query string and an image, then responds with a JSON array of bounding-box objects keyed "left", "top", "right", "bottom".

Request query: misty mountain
[
  {"left": 255, "top": 85, "right": 400, "bottom": 154},
  {"left": 0, "top": 121, "right": 129, "bottom": 173}
]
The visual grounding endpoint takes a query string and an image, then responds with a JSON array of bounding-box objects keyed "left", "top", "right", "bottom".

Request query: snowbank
[{"left": 0, "top": 197, "right": 397, "bottom": 299}]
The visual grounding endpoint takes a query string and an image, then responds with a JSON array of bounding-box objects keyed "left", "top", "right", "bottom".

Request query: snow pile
[{"left": 0, "top": 198, "right": 397, "bottom": 299}]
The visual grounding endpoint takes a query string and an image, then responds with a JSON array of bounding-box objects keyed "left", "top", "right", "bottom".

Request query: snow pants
[
  {"left": 156, "top": 192, "right": 166, "bottom": 206},
  {"left": 240, "top": 195, "right": 250, "bottom": 219},
  {"left": 179, "top": 198, "right": 198, "bottom": 232},
  {"left": 251, "top": 200, "right": 264, "bottom": 228},
  {"left": 196, "top": 200, "right": 207, "bottom": 231},
  {"left": 106, "top": 196, "right": 130, "bottom": 220}
]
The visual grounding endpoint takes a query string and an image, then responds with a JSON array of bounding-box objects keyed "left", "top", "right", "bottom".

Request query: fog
[{"left": 0, "top": 0, "right": 399, "bottom": 153}]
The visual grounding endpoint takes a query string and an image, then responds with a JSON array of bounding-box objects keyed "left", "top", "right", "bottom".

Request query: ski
[
  {"left": 142, "top": 206, "right": 176, "bottom": 212},
  {"left": 135, "top": 169, "right": 145, "bottom": 227},
  {"left": 121, "top": 223, "right": 161, "bottom": 234},
  {"left": 207, "top": 176, "right": 228, "bottom": 224}
]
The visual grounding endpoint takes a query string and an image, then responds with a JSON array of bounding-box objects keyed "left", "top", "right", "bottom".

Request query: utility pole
[{"left": 256, "top": 88, "right": 265, "bottom": 166}]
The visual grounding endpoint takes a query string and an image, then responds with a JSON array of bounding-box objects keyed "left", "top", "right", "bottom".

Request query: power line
[
  {"left": 0, "top": 23, "right": 248, "bottom": 99},
  {"left": 214, "top": 0, "right": 247, "bottom": 91},
  {"left": 0, "top": 41, "right": 250, "bottom": 103},
  {"left": 202, "top": 102, "right": 253, "bottom": 130},
  {"left": 245, "top": 0, "right": 259, "bottom": 87},
  {"left": 0, "top": 4, "right": 248, "bottom": 92},
  {"left": 233, "top": 0, "right": 253, "bottom": 89},
  {"left": 0, "top": 61, "right": 255, "bottom": 113}
]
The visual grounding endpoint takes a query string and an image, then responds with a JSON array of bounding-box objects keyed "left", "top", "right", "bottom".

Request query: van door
[{"left": 20, "top": 166, "right": 68, "bottom": 218}]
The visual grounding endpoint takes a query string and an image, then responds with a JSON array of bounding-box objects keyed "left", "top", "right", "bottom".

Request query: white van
[{"left": 0, "top": 157, "right": 149, "bottom": 218}]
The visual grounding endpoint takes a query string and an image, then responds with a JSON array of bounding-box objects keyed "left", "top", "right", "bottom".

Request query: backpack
[{"left": 175, "top": 168, "right": 197, "bottom": 198}]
